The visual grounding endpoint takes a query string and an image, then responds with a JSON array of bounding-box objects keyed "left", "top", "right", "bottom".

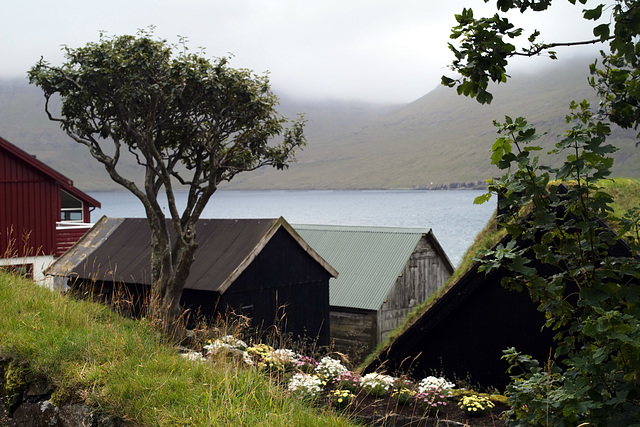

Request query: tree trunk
[{"left": 148, "top": 220, "right": 198, "bottom": 336}]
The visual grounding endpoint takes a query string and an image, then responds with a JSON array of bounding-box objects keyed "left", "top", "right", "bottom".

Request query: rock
[
  {"left": 59, "top": 403, "right": 96, "bottom": 426},
  {"left": 25, "top": 380, "right": 54, "bottom": 401},
  {"left": 5, "top": 398, "right": 124, "bottom": 427},
  {"left": 10, "top": 401, "right": 60, "bottom": 427},
  {"left": 1, "top": 357, "right": 125, "bottom": 427}
]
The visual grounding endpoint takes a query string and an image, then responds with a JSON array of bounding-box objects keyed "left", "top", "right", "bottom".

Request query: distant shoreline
[
  {"left": 86, "top": 181, "right": 490, "bottom": 193},
  {"left": 415, "top": 180, "right": 488, "bottom": 191}
]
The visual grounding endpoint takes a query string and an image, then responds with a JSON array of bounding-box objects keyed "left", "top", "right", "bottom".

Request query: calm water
[{"left": 88, "top": 190, "right": 495, "bottom": 267}]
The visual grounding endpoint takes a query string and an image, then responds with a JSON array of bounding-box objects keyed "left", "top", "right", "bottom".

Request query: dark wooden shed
[
  {"left": 0, "top": 136, "right": 100, "bottom": 282},
  {"left": 362, "top": 236, "right": 555, "bottom": 390},
  {"left": 47, "top": 216, "right": 338, "bottom": 345},
  {"left": 363, "top": 220, "right": 637, "bottom": 390},
  {"left": 293, "top": 224, "right": 453, "bottom": 361}
]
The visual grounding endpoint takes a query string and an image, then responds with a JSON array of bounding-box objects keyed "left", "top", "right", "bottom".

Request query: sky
[{"left": 2, "top": 0, "right": 604, "bottom": 104}]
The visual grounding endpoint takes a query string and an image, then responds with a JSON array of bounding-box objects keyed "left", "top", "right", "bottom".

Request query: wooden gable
[{"left": 0, "top": 136, "right": 100, "bottom": 257}]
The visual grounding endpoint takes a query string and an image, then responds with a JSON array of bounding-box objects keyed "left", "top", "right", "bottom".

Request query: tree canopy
[{"left": 28, "top": 30, "right": 306, "bottom": 328}]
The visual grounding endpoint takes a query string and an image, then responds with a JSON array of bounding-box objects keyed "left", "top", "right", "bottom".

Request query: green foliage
[
  {"left": 445, "top": 2, "right": 640, "bottom": 423},
  {"left": 474, "top": 108, "right": 640, "bottom": 424},
  {"left": 443, "top": 0, "right": 640, "bottom": 138},
  {"left": 28, "top": 29, "right": 305, "bottom": 183},
  {"left": 3, "top": 361, "right": 27, "bottom": 399},
  {"left": 49, "top": 385, "right": 77, "bottom": 407},
  {"left": 500, "top": 348, "right": 571, "bottom": 425},
  {"left": 442, "top": 7, "right": 522, "bottom": 105},
  {"left": 591, "top": 52, "right": 640, "bottom": 139}
]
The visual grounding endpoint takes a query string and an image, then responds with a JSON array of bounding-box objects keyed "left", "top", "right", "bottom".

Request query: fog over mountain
[
  {"left": 1, "top": 58, "right": 638, "bottom": 191},
  {"left": 3, "top": 0, "right": 599, "bottom": 104}
]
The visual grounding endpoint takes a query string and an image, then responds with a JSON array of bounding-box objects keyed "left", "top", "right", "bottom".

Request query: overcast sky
[{"left": 2, "top": 0, "right": 603, "bottom": 104}]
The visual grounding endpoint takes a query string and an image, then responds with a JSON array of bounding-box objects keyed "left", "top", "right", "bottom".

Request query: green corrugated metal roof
[{"left": 293, "top": 224, "right": 432, "bottom": 311}]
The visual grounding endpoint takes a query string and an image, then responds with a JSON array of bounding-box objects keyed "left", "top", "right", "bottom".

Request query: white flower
[
  {"left": 272, "top": 348, "right": 297, "bottom": 363},
  {"left": 315, "top": 356, "right": 348, "bottom": 380},
  {"left": 180, "top": 351, "right": 204, "bottom": 362},
  {"left": 241, "top": 352, "right": 253, "bottom": 365},
  {"left": 361, "top": 373, "right": 395, "bottom": 392},
  {"left": 418, "top": 376, "right": 455, "bottom": 393},
  {"left": 203, "top": 335, "right": 247, "bottom": 354},
  {"left": 287, "top": 373, "right": 322, "bottom": 399}
]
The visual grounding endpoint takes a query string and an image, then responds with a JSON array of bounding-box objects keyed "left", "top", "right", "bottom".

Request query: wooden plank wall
[
  {"left": 378, "top": 236, "right": 452, "bottom": 343},
  {"left": 1, "top": 150, "right": 59, "bottom": 257},
  {"left": 55, "top": 227, "right": 90, "bottom": 256},
  {"left": 329, "top": 308, "right": 377, "bottom": 362}
]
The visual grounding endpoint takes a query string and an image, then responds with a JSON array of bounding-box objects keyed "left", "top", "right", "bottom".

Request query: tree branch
[{"left": 516, "top": 37, "right": 613, "bottom": 57}]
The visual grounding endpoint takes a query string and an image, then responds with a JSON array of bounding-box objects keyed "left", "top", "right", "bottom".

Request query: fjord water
[{"left": 88, "top": 190, "right": 495, "bottom": 267}]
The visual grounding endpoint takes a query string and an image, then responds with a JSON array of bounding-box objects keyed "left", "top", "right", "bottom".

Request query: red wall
[
  {"left": 55, "top": 227, "right": 90, "bottom": 256},
  {"left": 1, "top": 150, "right": 60, "bottom": 257}
]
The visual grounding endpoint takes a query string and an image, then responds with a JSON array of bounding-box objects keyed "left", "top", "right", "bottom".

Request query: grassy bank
[{"left": 0, "top": 272, "right": 356, "bottom": 426}]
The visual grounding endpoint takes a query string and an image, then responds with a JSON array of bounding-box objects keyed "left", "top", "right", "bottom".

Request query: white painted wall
[{"left": 0, "top": 255, "right": 55, "bottom": 286}]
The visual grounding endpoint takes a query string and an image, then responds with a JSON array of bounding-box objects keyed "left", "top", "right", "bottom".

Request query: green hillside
[
  {"left": 0, "top": 272, "right": 356, "bottom": 426},
  {"left": 1, "top": 58, "right": 638, "bottom": 191}
]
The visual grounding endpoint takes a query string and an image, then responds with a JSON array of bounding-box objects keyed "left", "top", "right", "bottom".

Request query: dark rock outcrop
[{"left": 0, "top": 357, "right": 124, "bottom": 427}]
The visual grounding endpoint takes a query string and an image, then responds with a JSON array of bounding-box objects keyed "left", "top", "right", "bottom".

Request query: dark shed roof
[{"left": 48, "top": 216, "right": 337, "bottom": 292}]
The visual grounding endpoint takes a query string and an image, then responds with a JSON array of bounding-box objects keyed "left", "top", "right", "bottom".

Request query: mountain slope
[
  {"left": 1, "top": 58, "right": 637, "bottom": 191},
  {"left": 227, "top": 58, "right": 639, "bottom": 189}
]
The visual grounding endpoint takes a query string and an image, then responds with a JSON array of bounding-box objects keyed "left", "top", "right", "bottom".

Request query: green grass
[
  {"left": 0, "top": 272, "right": 357, "bottom": 426},
  {"left": 599, "top": 177, "right": 640, "bottom": 219}
]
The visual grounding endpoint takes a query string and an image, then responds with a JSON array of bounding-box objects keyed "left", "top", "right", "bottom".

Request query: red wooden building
[{"left": 0, "top": 136, "right": 100, "bottom": 282}]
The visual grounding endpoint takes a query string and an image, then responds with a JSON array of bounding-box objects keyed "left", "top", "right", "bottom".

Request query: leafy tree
[
  {"left": 28, "top": 30, "right": 306, "bottom": 329},
  {"left": 478, "top": 108, "right": 640, "bottom": 425},
  {"left": 442, "top": 0, "right": 640, "bottom": 424}
]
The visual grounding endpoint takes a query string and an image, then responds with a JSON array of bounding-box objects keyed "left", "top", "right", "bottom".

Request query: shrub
[
  {"left": 328, "top": 389, "right": 355, "bottom": 410},
  {"left": 391, "top": 387, "right": 416, "bottom": 406},
  {"left": 417, "top": 376, "right": 455, "bottom": 394},
  {"left": 315, "top": 356, "right": 348, "bottom": 382},
  {"left": 294, "top": 355, "right": 318, "bottom": 374},
  {"left": 415, "top": 388, "right": 448, "bottom": 415},
  {"left": 204, "top": 335, "right": 251, "bottom": 364},
  {"left": 330, "top": 371, "right": 361, "bottom": 393}
]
